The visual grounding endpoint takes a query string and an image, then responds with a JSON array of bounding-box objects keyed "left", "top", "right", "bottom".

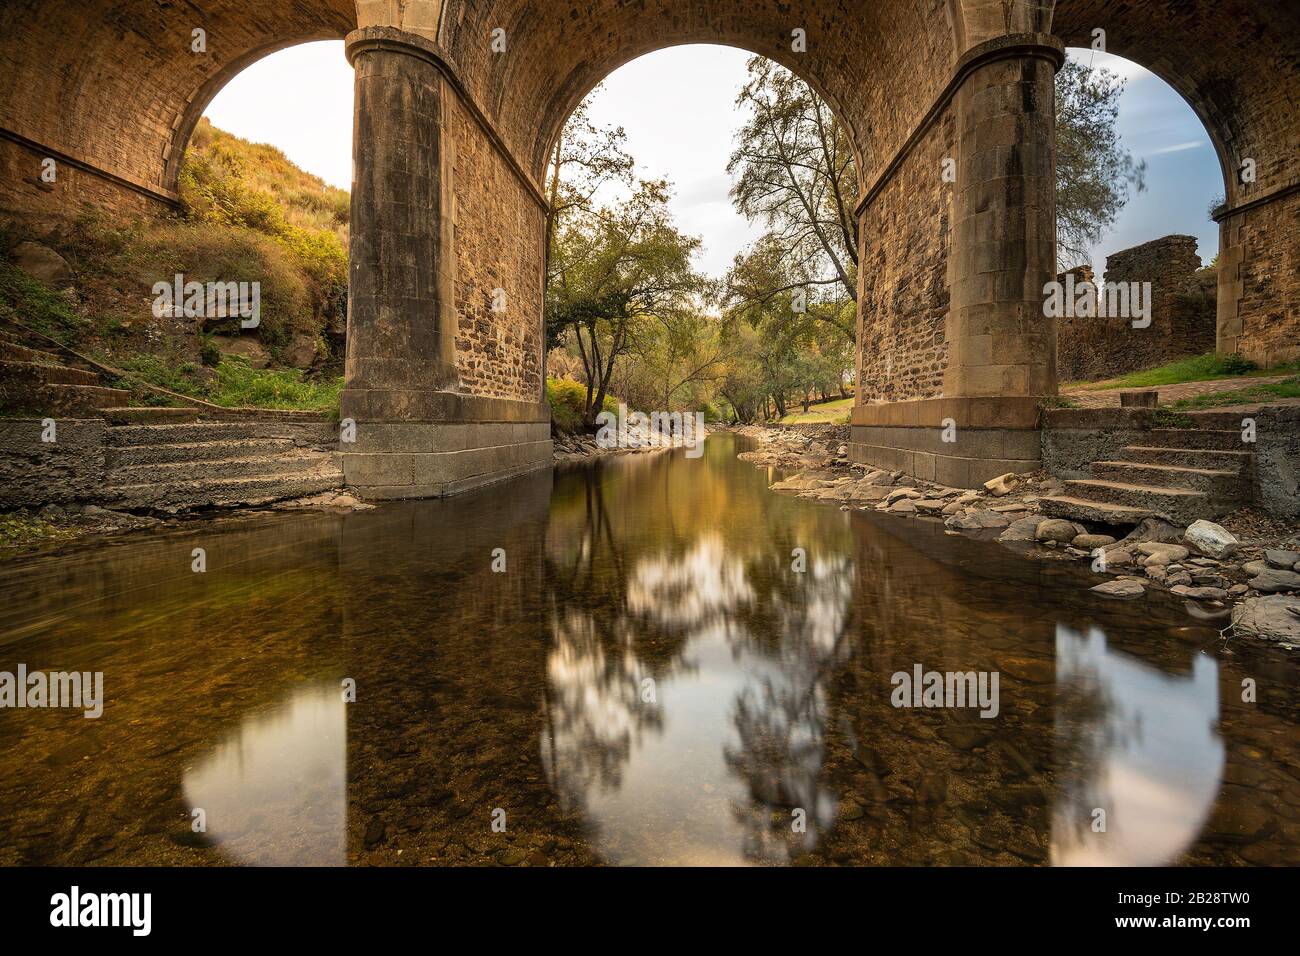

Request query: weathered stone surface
[
  {"left": 983, "top": 473, "right": 1019, "bottom": 497},
  {"left": 1170, "top": 585, "right": 1229, "bottom": 602},
  {"left": 1264, "top": 549, "right": 1300, "bottom": 569},
  {"left": 1091, "top": 580, "right": 1145, "bottom": 599},
  {"left": 1231, "top": 595, "right": 1300, "bottom": 642},
  {"left": 945, "top": 509, "right": 1011, "bottom": 531},
  {"left": 1185, "top": 520, "right": 1239, "bottom": 559},
  {"left": 1136, "top": 542, "right": 1190, "bottom": 566},
  {"left": 1072, "top": 533, "right": 1116, "bottom": 550},
  {"left": 10, "top": 240, "right": 73, "bottom": 287},
  {"left": 1249, "top": 568, "right": 1300, "bottom": 594},
  {"left": 1035, "top": 519, "right": 1078, "bottom": 544},
  {"left": 997, "top": 516, "right": 1040, "bottom": 542}
]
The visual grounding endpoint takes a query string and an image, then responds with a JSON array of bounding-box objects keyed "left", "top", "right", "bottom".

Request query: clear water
[{"left": 0, "top": 433, "right": 1296, "bottom": 866}]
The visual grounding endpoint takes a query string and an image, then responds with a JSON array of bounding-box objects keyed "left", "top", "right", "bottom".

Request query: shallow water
[{"left": 0, "top": 433, "right": 1296, "bottom": 866}]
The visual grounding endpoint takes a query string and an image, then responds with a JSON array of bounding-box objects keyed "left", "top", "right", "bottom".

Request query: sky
[{"left": 204, "top": 41, "right": 1221, "bottom": 280}]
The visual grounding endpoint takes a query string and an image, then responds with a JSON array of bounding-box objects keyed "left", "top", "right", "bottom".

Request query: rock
[
  {"left": 1228, "top": 584, "right": 1249, "bottom": 597},
  {"left": 1170, "top": 585, "right": 1228, "bottom": 602},
  {"left": 997, "top": 516, "right": 1040, "bottom": 543},
  {"left": 887, "top": 498, "right": 917, "bottom": 513},
  {"left": 498, "top": 847, "right": 528, "bottom": 866},
  {"left": 1165, "top": 571, "right": 1193, "bottom": 587},
  {"left": 1122, "top": 517, "right": 1185, "bottom": 546},
  {"left": 11, "top": 240, "right": 73, "bottom": 287},
  {"left": 215, "top": 334, "right": 271, "bottom": 369},
  {"left": 363, "top": 817, "right": 387, "bottom": 849},
  {"left": 1231, "top": 595, "right": 1300, "bottom": 641},
  {"left": 1035, "top": 519, "right": 1079, "bottom": 544},
  {"left": 1090, "top": 579, "right": 1145, "bottom": 599},
  {"left": 1248, "top": 568, "right": 1300, "bottom": 594},
  {"left": 1136, "top": 542, "right": 1190, "bottom": 566},
  {"left": 946, "top": 509, "right": 1011, "bottom": 531},
  {"left": 1264, "top": 549, "right": 1300, "bottom": 569},
  {"left": 912, "top": 498, "right": 947, "bottom": 512},
  {"left": 1242, "top": 560, "right": 1270, "bottom": 577},
  {"left": 884, "top": 487, "right": 923, "bottom": 505},
  {"left": 983, "top": 472, "right": 1019, "bottom": 497},
  {"left": 1102, "top": 549, "right": 1134, "bottom": 566},
  {"left": 1183, "top": 520, "right": 1239, "bottom": 559},
  {"left": 281, "top": 333, "right": 319, "bottom": 369},
  {"left": 1072, "top": 533, "right": 1116, "bottom": 550}
]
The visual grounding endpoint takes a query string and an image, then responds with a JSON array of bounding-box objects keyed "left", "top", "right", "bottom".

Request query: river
[{"left": 0, "top": 433, "right": 1295, "bottom": 866}]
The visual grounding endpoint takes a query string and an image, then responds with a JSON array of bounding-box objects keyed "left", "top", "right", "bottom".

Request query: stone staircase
[
  {"left": 1042, "top": 417, "right": 1254, "bottom": 525},
  {"left": 0, "top": 327, "right": 132, "bottom": 415},
  {"left": 103, "top": 416, "right": 342, "bottom": 511}
]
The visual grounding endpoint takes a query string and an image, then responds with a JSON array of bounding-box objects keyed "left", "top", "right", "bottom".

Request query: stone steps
[
  {"left": 102, "top": 407, "right": 201, "bottom": 425},
  {"left": 0, "top": 359, "right": 101, "bottom": 387},
  {"left": 1061, "top": 478, "right": 1208, "bottom": 524},
  {"left": 0, "top": 339, "right": 63, "bottom": 366},
  {"left": 1144, "top": 427, "right": 1245, "bottom": 451},
  {"left": 1037, "top": 495, "right": 1154, "bottom": 524},
  {"left": 105, "top": 467, "right": 342, "bottom": 510},
  {"left": 4, "top": 382, "right": 133, "bottom": 415},
  {"left": 1092, "top": 460, "right": 1245, "bottom": 496},
  {"left": 1120, "top": 445, "right": 1255, "bottom": 470},
  {"left": 106, "top": 437, "right": 298, "bottom": 468},
  {"left": 109, "top": 450, "right": 329, "bottom": 484},
  {"left": 105, "top": 421, "right": 289, "bottom": 447}
]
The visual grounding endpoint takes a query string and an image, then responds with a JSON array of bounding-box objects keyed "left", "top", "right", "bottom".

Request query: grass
[
  {"left": 115, "top": 353, "right": 343, "bottom": 411},
  {"left": 0, "top": 512, "right": 78, "bottom": 552},
  {"left": 1072, "top": 352, "right": 1296, "bottom": 390},
  {"left": 779, "top": 396, "right": 853, "bottom": 424},
  {"left": 1167, "top": 376, "right": 1300, "bottom": 410}
]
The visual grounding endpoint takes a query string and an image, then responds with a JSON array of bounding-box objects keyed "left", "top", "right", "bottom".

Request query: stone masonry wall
[
  {"left": 448, "top": 95, "right": 544, "bottom": 403},
  {"left": 857, "top": 107, "right": 955, "bottom": 404},
  {"left": 0, "top": 138, "right": 167, "bottom": 219},
  {"left": 1056, "top": 235, "right": 1216, "bottom": 383},
  {"left": 1218, "top": 191, "right": 1300, "bottom": 368}
]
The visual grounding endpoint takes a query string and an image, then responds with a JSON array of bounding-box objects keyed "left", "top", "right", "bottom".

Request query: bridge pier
[
  {"left": 850, "top": 35, "right": 1064, "bottom": 487},
  {"left": 339, "top": 27, "right": 551, "bottom": 499}
]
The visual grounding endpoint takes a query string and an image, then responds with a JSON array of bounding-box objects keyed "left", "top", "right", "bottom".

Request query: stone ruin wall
[{"left": 1056, "top": 234, "right": 1217, "bottom": 383}]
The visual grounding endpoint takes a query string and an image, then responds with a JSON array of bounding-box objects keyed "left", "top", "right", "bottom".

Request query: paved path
[{"left": 1062, "top": 374, "right": 1294, "bottom": 408}]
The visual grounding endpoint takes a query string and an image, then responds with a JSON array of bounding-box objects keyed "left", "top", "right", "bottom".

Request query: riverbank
[{"left": 731, "top": 424, "right": 1300, "bottom": 645}]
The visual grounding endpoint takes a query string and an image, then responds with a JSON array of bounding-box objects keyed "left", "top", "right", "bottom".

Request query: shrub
[{"left": 546, "top": 378, "right": 620, "bottom": 433}]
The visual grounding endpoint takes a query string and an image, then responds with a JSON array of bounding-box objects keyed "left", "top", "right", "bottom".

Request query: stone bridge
[{"left": 1, "top": 1, "right": 1296, "bottom": 495}]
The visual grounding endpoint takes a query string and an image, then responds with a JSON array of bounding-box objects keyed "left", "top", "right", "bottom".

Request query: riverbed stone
[
  {"left": 1072, "top": 533, "right": 1116, "bottom": 550},
  {"left": 1035, "top": 519, "right": 1078, "bottom": 544},
  {"left": 998, "top": 516, "right": 1040, "bottom": 542},
  {"left": 1091, "top": 579, "right": 1146, "bottom": 599},
  {"left": 983, "top": 473, "right": 1019, "bottom": 497},
  {"left": 1231, "top": 595, "right": 1300, "bottom": 641},
  {"left": 1137, "top": 542, "right": 1190, "bottom": 566},
  {"left": 946, "top": 509, "right": 1011, "bottom": 530},
  {"left": 1170, "top": 585, "right": 1228, "bottom": 602},
  {"left": 1264, "top": 549, "right": 1300, "bottom": 569},
  {"left": 1184, "top": 519, "right": 1239, "bottom": 558},
  {"left": 1249, "top": 568, "right": 1300, "bottom": 594}
]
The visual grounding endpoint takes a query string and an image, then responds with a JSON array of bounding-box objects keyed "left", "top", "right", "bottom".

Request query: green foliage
[
  {"left": 1168, "top": 377, "right": 1300, "bottom": 410},
  {"left": 1055, "top": 58, "right": 1147, "bottom": 268},
  {"left": 117, "top": 353, "right": 342, "bottom": 411},
  {"left": 1093, "top": 352, "right": 1276, "bottom": 389},
  {"left": 177, "top": 118, "right": 348, "bottom": 342},
  {"left": 548, "top": 377, "right": 619, "bottom": 433},
  {"left": 0, "top": 259, "right": 89, "bottom": 345},
  {"left": 0, "top": 512, "right": 77, "bottom": 553}
]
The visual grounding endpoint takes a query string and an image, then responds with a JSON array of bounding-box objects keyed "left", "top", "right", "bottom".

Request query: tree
[
  {"left": 725, "top": 58, "right": 859, "bottom": 337},
  {"left": 1055, "top": 58, "right": 1147, "bottom": 268},
  {"left": 546, "top": 178, "right": 708, "bottom": 426}
]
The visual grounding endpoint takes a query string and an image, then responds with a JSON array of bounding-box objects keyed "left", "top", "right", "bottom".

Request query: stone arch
[
  {"left": 0, "top": 0, "right": 355, "bottom": 213},
  {"left": 1052, "top": 0, "right": 1300, "bottom": 365}
]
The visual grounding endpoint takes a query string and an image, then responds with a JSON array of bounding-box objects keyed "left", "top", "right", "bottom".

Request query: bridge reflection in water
[{"left": 0, "top": 434, "right": 1293, "bottom": 866}]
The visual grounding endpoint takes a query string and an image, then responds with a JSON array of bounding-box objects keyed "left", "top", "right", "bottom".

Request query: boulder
[
  {"left": 1035, "top": 519, "right": 1080, "bottom": 544},
  {"left": 1248, "top": 568, "right": 1300, "bottom": 594},
  {"left": 1122, "top": 517, "right": 1185, "bottom": 546},
  {"left": 945, "top": 509, "right": 1011, "bottom": 531},
  {"left": 983, "top": 472, "right": 1019, "bottom": 497},
  {"left": 1136, "top": 542, "right": 1190, "bottom": 566},
  {"left": 887, "top": 498, "right": 918, "bottom": 514},
  {"left": 1170, "top": 585, "right": 1228, "bottom": 602},
  {"left": 1264, "top": 549, "right": 1300, "bottom": 570},
  {"left": 11, "top": 240, "right": 73, "bottom": 288},
  {"left": 997, "top": 516, "right": 1041, "bottom": 543},
  {"left": 1072, "top": 533, "right": 1116, "bottom": 550},
  {"left": 281, "top": 333, "right": 319, "bottom": 369},
  {"left": 1091, "top": 580, "right": 1145, "bottom": 599},
  {"left": 1231, "top": 595, "right": 1300, "bottom": 642},
  {"left": 1184, "top": 520, "right": 1239, "bottom": 559},
  {"left": 912, "top": 499, "right": 948, "bottom": 513},
  {"left": 216, "top": 334, "right": 271, "bottom": 369},
  {"left": 885, "top": 487, "right": 923, "bottom": 505}
]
